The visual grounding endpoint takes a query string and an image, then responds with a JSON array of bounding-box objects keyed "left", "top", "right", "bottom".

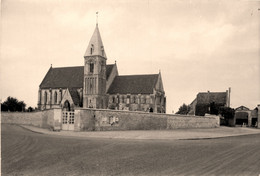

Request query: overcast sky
[{"left": 1, "top": 0, "right": 260, "bottom": 113}]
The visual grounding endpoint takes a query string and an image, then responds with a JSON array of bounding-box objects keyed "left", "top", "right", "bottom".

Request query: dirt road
[{"left": 2, "top": 124, "right": 260, "bottom": 176}]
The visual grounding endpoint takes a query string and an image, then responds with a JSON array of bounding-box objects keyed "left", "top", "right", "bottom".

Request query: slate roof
[
  {"left": 106, "top": 64, "right": 114, "bottom": 80},
  {"left": 107, "top": 74, "right": 159, "bottom": 94},
  {"left": 40, "top": 64, "right": 115, "bottom": 89},
  {"left": 197, "top": 92, "right": 227, "bottom": 105},
  {"left": 84, "top": 25, "right": 107, "bottom": 58},
  {"left": 235, "top": 106, "right": 250, "bottom": 111},
  {"left": 68, "top": 88, "right": 80, "bottom": 106}
]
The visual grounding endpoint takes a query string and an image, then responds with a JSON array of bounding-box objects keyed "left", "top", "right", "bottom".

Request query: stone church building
[{"left": 38, "top": 24, "right": 166, "bottom": 113}]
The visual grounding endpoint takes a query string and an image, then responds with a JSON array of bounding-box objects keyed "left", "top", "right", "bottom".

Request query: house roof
[
  {"left": 107, "top": 74, "right": 159, "bottom": 94},
  {"left": 40, "top": 64, "right": 115, "bottom": 89},
  {"left": 196, "top": 92, "right": 227, "bottom": 105},
  {"left": 235, "top": 106, "right": 250, "bottom": 111}
]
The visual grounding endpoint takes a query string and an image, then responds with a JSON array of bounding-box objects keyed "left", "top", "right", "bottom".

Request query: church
[{"left": 38, "top": 23, "right": 166, "bottom": 113}]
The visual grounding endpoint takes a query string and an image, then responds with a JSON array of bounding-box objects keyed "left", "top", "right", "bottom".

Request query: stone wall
[
  {"left": 1, "top": 108, "right": 220, "bottom": 131},
  {"left": 1, "top": 108, "right": 62, "bottom": 129},
  {"left": 1, "top": 111, "right": 43, "bottom": 127},
  {"left": 257, "top": 104, "right": 260, "bottom": 128},
  {"left": 75, "top": 108, "right": 219, "bottom": 131}
]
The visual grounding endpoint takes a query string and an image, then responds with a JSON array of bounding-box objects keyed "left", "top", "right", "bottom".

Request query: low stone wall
[
  {"left": 1, "top": 109, "right": 62, "bottom": 129},
  {"left": 1, "top": 108, "right": 220, "bottom": 131},
  {"left": 1, "top": 111, "right": 43, "bottom": 127},
  {"left": 257, "top": 104, "right": 260, "bottom": 128},
  {"left": 75, "top": 108, "right": 219, "bottom": 131}
]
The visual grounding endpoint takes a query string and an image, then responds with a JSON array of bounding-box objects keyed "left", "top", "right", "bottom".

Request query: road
[{"left": 1, "top": 124, "right": 260, "bottom": 176}]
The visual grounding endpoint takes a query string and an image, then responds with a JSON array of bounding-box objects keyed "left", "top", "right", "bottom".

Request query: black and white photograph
[{"left": 1, "top": 0, "right": 260, "bottom": 175}]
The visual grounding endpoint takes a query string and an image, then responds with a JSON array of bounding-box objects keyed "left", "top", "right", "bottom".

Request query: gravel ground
[{"left": 1, "top": 124, "right": 260, "bottom": 176}]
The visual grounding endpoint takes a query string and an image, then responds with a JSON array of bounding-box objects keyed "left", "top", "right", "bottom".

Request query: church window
[
  {"left": 132, "top": 96, "right": 135, "bottom": 103},
  {"left": 90, "top": 81, "right": 93, "bottom": 94},
  {"left": 54, "top": 91, "right": 57, "bottom": 104},
  {"left": 126, "top": 98, "right": 130, "bottom": 104},
  {"left": 101, "top": 46, "right": 104, "bottom": 56},
  {"left": 90, "top": 63, "right": 94, "bottom": 73},
  {"left": 90, "top": 44, "right": 94, "bottom": 55},
  {"left": 112, "top": 97, "right": 115, "bottom": 103},
  {"left": 44, "top": 91, "right": 47, "bottom": 104}
]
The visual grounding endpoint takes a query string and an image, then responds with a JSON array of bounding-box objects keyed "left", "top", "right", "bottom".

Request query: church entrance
[{"left": 62, "top": 100, "right": 74, "bottom": 131}]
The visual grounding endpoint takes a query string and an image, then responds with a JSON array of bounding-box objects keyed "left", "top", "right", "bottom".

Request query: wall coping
[{"left": 1, "top": 108, "right": 61, "bottom": 114}]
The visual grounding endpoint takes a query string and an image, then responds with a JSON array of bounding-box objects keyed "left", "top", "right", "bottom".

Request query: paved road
[{"left": 2, "top": 124, "right": 260, "bottom": 176}]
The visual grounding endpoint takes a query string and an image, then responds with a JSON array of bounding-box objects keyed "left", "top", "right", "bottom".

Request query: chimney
[{"left": 226, "top": 87, "right": 231, "bottom": 107}]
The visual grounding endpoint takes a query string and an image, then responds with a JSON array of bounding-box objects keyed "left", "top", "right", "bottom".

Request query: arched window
[
  {"left": 90, "top": 63, "right": 94, "bottom": 73},
  {"left": 101, "top": 46, "right": 104, "bottom": 56},
  {"left": 54, "top": 91, "right": 57, "bottom": 104},
  {"left": 90, "top": 44, "right": 94, "bottom": 55},
  {"left": 44, "top": 91, "right": 47, "bottom": 104},
  {"left": 64, "top": 100, "right": 71, "bottom": 111},
  {"left": 132, "top": 96, "right": 135, "bottom": 103},
  {"left": 112, "top": 97, "right": 115, "bottom": 103}
]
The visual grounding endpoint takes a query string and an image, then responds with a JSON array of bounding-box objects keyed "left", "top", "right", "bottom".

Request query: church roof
[
  {"left": 196, "top": 92, "right": 227, "bottom": 105},
  {"left": 84, "top": 25, "right": 107, "bottom": 58},
  {"left": 107, "top": 74, "right": 159, "bottom": 94},
  {"left": 106, "top": 64, "right": 114, "bottom": 80},
  {"left": 68, "top": 88, "right": 80, "bottom": 106},
  {"left": 40, "top": 64, "right": 115, "bottom": 89}
]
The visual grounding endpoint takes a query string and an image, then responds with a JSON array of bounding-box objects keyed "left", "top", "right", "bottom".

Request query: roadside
[{"left": 19, "top": 125, "right": 260, "bottom": 140}]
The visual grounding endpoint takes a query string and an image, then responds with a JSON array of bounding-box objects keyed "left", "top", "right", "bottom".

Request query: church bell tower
[{"left": 83, "top": 24, "right": 107, "bottom": 109}]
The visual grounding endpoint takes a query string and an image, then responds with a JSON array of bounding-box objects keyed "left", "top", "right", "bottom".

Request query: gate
[{"left": 62, "top": 111, "right": 75, "bottom": 131}]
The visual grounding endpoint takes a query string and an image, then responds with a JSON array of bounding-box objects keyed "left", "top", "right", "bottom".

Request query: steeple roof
[{"left": 84, "top": 25, "right": 107, "bottom": 58}]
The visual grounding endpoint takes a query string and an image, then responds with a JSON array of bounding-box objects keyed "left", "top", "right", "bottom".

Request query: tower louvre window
[
  {"left": 101, "top": 46, "right": 104, "bottom": 56},
  {"left": 90, "top": 63, "right": 94, "bottom": 73},
  {"left": 90, "top": 44, "right": 94, "bottom": 55}
]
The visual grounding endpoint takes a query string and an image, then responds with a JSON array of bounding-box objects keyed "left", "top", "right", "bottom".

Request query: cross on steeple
[{"left": 96, "top": 12, "right": 98, "bottom": 26}]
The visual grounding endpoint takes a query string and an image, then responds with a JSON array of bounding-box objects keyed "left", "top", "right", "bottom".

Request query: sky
[{"left": 1, "top": 0, "right": 260, "bottom": 113}]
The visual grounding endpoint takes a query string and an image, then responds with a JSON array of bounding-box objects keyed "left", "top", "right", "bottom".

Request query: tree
[
  {"left": 176, "top": 103, "right": 191, "bottom": 115},
  {"left": 27, "top": 106, "right": 34, "bottom": 112},
  {"left": 1, "top": 96, "right": 26, "bottom": 112},
  {"left": 218, "top": 107, "right": 235, "bottom": 126},
  {"left": 219, "top": 107, "right": 235, "bottom": 119}
]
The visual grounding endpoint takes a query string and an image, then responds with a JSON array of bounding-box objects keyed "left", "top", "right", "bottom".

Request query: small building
[
  {"left": 234, "top": 106, "right": 258, "bottom": 127},
  {"left": 188, "top": 88, "right": 231, "bottom": 116}
]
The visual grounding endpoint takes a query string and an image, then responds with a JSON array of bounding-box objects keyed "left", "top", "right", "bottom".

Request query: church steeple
[
  {"left": 84, "top": 25, "right": 107, "bottom": 59},
  {"left": 83, "top": 22, "right": 107, "bottom": 109}
]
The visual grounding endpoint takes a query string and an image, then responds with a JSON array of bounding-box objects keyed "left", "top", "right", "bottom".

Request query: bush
[{"left": 1, "top": 96, "right": 26, "bottom": 112}]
